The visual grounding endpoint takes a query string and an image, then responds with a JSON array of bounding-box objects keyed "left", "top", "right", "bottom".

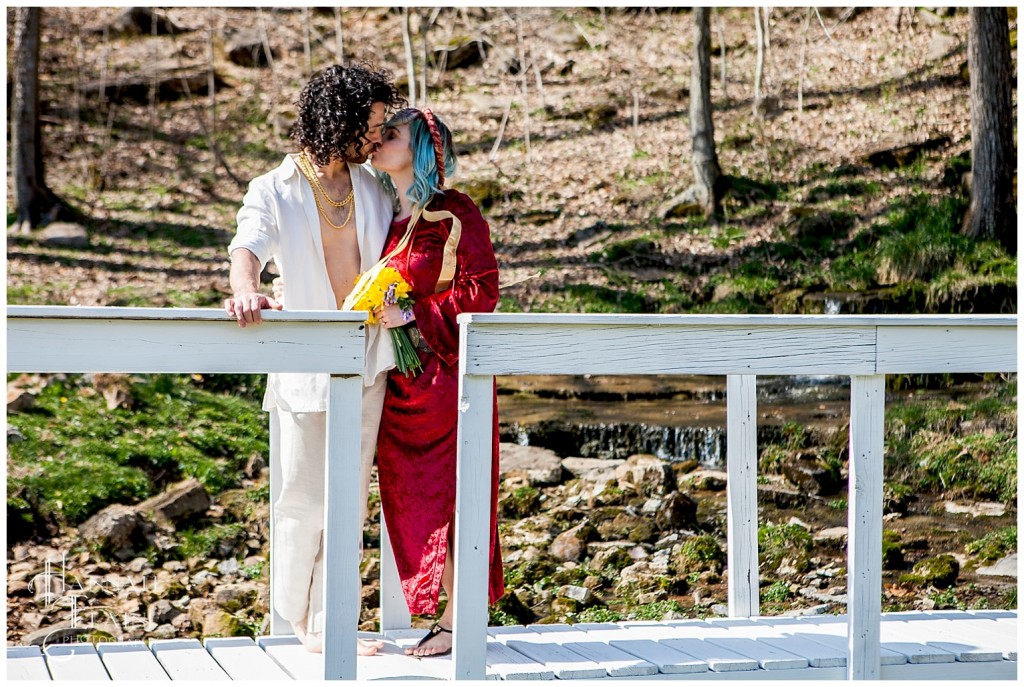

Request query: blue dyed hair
[{"left": 377, "top": 108, "right": 457, "bottom": 210}]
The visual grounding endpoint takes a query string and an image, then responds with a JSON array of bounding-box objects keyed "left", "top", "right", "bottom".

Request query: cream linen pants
[{"left": 271, "top": 376, "right": 386, "bottom": 635}]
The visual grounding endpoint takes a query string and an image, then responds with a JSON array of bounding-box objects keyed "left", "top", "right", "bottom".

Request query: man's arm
[{"left": 224, "top": 248, "right": 281, "bottom": 328}]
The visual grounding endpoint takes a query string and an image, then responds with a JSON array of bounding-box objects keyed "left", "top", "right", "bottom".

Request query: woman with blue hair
[{"left": 371, "top": 108, "right": 504, "bottom": 657}]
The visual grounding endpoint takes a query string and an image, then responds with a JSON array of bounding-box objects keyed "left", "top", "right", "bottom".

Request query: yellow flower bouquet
[{"left": 345, "top": 266, "right": 423, "bottom": 377}]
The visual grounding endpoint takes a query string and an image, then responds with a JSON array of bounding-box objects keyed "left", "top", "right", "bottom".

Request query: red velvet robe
[{"left": 376, "top": 190, "right": 505, "bottom": 615}]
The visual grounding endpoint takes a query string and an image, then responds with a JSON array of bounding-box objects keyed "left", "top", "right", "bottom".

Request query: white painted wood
[
  {"left": 379, "top": 512, "right": 411, "bottom": 631},
  {"left": 704, "top": 618, "right": 846, "bottom": 668},
  {"left": 7, "top": 315, "right": 365, "bottom": 374},
  {"left": 42, "top": 644, "right": 110, "bottom": 680},
  {"left": 966, "top": 609, "right": 1017, "bottom": 619},
  {"left": 452, "top": 369, "right": 495, "bottom": 680},
  {"left": 619, "top": 666, "right": 848, "bottom": 681},
  {"left": 256, "top": 636, "right": 324, "bottom": 680},
  {"left": 561, "top": 642, "right": 658, "bottom": 676},
  {"left": 525, "top": 627, "right": 657, "bottom": 676},
  {"left": 847, "top": 374, "right": 885, "bottom": 680},
  {"left": 484, "top": 641, "right": 556, "bottom": 680},
  {"left": 880, "top": 615, "right": 1014, "bottom": 661},
  {"left": 321, "top": 374, "right": 364, "bottom": 680},
  {"left": 788, "top": 619, "right": 908, "bottom": 666},
  {"left": 7, "top": 645, "right": 53, "bottom": 680},
  {"left": 460, "top": 324, "right": 877, "bottom": 376},
  {"left": 149, "top": 639, "right": 231, "bottom": 681},
  {"left": 503, "top": 640, "right": 607, "bottom": 679},
  {"left": 726, "top": 374, "right": 759, "bottom": 618},
  {"left": 657, "top": 638, "right": 760, "bottom": 672},
  {"left": 202, "top": 637, "right": 292, "bottom": 680},
  {"left": 876, "top": 326, "right": 1017, "bottom": 373},
  {"left": 95, "top": 641, "right": 170, "bottom": 680},
  {"left": 8, "top": 305, "right": 368, "bottom": 322},
  {"left": 267, "top": 411, "right": 288, "bottom": 636},
  {"left": 456, "top": 313, "right": 1017, "bottom": 328},
  {"left": 610, "top": 639, "right": 710, "bottom": 674},
  {"left": 699, "top": 636, "right": 807, "bottom": 670},
  {"left": 880, "top": 660, "right": 1017, "bottom": 680}
]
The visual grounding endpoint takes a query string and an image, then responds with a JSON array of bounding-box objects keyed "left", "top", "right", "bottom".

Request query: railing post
[
  {"left": 847, "top": 374, "right": 885, "bottom": 680},
  {"left": 726, "top": 374, "right": 759, "bottom": 617},
  {"left": 451, "top": 356, "right": 493, "bottom": 679},
  {"left": 379, "top": 512, "right": 411, "bottom": 631},
  {"left": 267, "top": 411, "right": 289, "bottom": 635},
  {"left": 322, "top": 374, "right": 364, "bottom": 680}
]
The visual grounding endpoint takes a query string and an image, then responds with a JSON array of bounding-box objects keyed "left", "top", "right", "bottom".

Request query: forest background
[{"left": 6, "top": 6, "right": 1018, "bottom": 644}]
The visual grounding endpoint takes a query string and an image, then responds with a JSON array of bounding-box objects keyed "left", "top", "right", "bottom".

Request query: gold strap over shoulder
[
  {"left": 340, "top": 201, "right": 462, "bottom": 311},
  {"left": 420, "top": 208, "right": 462, "bottom": 293}
]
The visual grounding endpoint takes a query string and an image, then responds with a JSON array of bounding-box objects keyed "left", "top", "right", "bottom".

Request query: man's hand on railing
[
  {"left": 272, "top": 277, "right": 285, "bottom": 304},
  {"left": 224, "top": 291, "right": 282, "bottom": 328}
]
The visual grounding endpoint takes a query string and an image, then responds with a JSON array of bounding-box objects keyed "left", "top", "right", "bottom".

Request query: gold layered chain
[{"left": 298, "top": 152, "right": 355, "bottom": 229}]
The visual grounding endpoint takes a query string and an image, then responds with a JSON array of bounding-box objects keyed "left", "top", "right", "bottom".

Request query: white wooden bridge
[{"left": 6, "top": 308, "right": 1018, "bottom": 681}]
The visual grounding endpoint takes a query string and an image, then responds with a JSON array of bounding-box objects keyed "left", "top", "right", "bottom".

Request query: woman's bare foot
[{"left": 406, "top": 623, "right": 453, "bottom": 657}]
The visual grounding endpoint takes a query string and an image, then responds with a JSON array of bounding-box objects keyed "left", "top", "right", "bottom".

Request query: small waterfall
[
  {"left": 502, "top": 421, "right": 726, "bottom": 468},
  {"left": 825, "top": 297, "right": 841, "bottom": 315}
]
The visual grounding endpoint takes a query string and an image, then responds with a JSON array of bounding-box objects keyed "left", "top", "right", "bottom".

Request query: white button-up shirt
[{"left": 228, "top": 154, "right": 395, "bottom": 412}]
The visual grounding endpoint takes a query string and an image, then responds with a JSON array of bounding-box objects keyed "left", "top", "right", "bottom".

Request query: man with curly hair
[{"left": 224, "top": 63, "right": 404, "bottom": 655}]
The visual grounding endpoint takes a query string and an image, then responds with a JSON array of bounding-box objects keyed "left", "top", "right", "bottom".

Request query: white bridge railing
[
  {"left": 450, "top": 314, "right": 1017, "bottom": 681},
  {"left": 8, "top": 308, "right": 1018, "bottom": 681},
  {"left": 6, "top": 306, "right": 374, "bottom": 680}
]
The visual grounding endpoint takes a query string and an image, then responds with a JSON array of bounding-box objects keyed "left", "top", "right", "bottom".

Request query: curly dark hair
[{"left": 292, "top": 62, "right": 405, "bottom": 166}]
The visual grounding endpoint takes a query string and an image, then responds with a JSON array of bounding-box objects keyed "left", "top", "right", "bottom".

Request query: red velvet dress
[{"left": 376, "top": 190, "right": 505, "bottom": 615}]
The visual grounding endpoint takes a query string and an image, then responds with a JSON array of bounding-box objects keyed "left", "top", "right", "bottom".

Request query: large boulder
[
  {"left": 78, "top": 504, "right": 147, "bottom": 560},
  {"left": 500, "top": 443, "right": 564, "bottom": 485},
  {"left": 781, "top": 454, "right": 843, "bottom": 496},
  {"left": 562, "top": 457, "right": 620, "bottom": 483},
  {"left": 136, "top": 479, "right": 210, "bottom": 526},
  {"left": 549, "top": 523, "right": 596, "bottom": 562},
  {"left": 38, "top": 222, "right": 89, "bottom": 248},
  {"left": 652, "top": 492, "right": 699, "bottom": 531},
  {"left": 614, "top": 454, "right": 676, "bottom": 496},
  {"left": 225, "top": 30, "right": 276, "bottom": 68}
]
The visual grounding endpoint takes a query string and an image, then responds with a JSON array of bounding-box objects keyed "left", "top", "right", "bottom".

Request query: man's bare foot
[
  {"left": 294, "top": 617, "right": 383, "bottom": 656},
  {"left": 292, "top": 617, "right": 322, "bottom": 653},
  {"left": 358, "top": 638, "right": 384, "bottom": 656},
  {"left": 405, "top": 623, "right": 453, "bottom": 657}
]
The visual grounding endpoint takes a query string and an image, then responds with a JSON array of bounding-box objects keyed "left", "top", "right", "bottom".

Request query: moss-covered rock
[
  {"left": 882, "top": 530, "right": 906, "bottom": 570},
  {"left": 675, "top": 533, "right": 725, "bottom": 575},
  {"left": 912, "top": 554, "right": 960, "bottom": 588},
  {"left": 500, "top": 486, "right": 541, "bottom": 519}
]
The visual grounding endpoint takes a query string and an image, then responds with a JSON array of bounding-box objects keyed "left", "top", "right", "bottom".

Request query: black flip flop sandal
[{"left": 410, "top": 623, "right": 453, "bottom": 658}]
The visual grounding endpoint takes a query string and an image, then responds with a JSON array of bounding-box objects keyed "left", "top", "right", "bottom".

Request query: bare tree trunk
[
  {"left": 752, "top": 6, "right": 765, "bottom": 118},
  {"left": 516, "top": 9, "right": 531, "bottom": 164},
  {"left": 402, "top": 8, "right": 417, "bottom": 106},
  {"left": 257, "top": 9, "right": 282, "bottom": 138},
  {"left": 333, "top": 8, "right": 344, "bottom": 64},
  {"left": 12, "top": 7, "right": 60, "bottom": 232},
  {"left": 714, "top": 7, "right": 727, "bottom": 98},
  {"left": 691, "top": 7, "right": 721, "bottom": 218},
  {"left": 420, "top": 10, "right": 430, "bottom": 106},
  {"left": 302, "top": 8, "right": 313, "bottom": 76},
  {"left": 797, "top": 7, "right": 812, "bottom": 115},
  {"left": 207, "top": 9, "right": 217, "bottom": 143},
  {"left": 965, "top": 8, "right": 1015, "bottom": 253}
]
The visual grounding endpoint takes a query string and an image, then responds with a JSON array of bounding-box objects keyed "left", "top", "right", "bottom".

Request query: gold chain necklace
[
  {"left": 299, "top": 152, "right": 354, "bottom": 208},
  {"left": 297, "top": 154, "right": 355, "bottom": 229}
]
